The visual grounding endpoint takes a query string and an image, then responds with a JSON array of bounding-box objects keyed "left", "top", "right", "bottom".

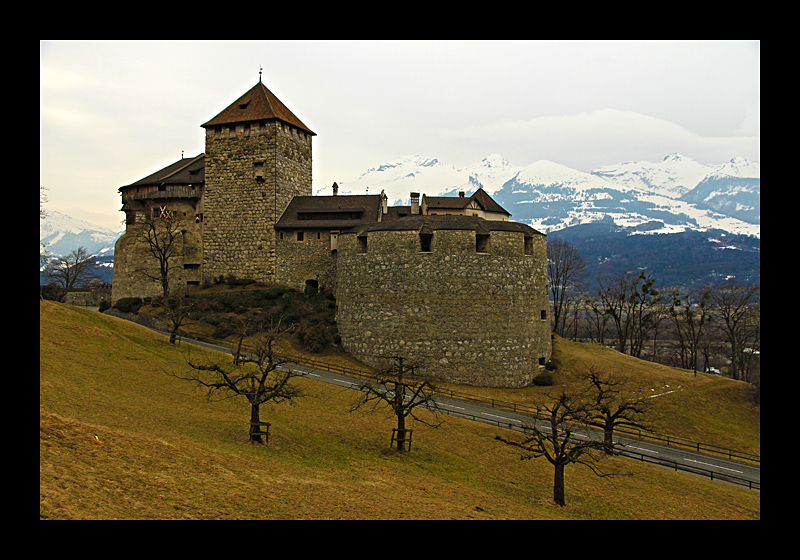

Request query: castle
[{"left": 113, "top": 80, "right": 551, "bottom": 387}]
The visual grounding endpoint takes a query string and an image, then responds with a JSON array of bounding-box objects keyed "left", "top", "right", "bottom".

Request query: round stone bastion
[{"left": 335, "top": 215, "right": 552, "bottom": 388}]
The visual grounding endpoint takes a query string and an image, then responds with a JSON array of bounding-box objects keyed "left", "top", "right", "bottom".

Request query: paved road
[{"left": 179, "top": 334, "right": 760, "bottom": 490}]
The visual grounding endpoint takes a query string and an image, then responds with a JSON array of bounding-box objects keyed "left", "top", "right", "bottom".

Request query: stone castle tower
[{"left": 200, "top": 80, "right": 315, "bottom": 283}]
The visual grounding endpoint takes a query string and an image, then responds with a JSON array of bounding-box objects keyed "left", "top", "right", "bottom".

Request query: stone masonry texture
[{"left": 335, "top": 226, "right": 551, "bottom": 388}]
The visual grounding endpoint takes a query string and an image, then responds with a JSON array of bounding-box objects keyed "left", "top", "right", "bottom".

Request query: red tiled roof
[{"left": 201, "top": 82, "right": 315, "bottom": 135}]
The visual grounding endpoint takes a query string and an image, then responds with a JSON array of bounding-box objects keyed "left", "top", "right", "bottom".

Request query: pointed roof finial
[{"left": 259, "top": 65, "right": 263, "bottom": 82}]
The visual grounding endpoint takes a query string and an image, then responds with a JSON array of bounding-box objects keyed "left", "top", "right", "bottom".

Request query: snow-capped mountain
[
  {"left": 329, "top": 153, "right": 759, "bottom": 238},
  {"left": 498, "top": 154, "right": 760, "bottom": 237},
  {"left": 40, "top": 211, "right": 122, "bottom": 257},
  {"left": 591, "top": 153, "right": 714, "bottom": 197},
  {"left": 320, "top": 154, "right": 523, "bottom": 206},
  {"left": 679, "top": 157, "right": 760, "bottom": 225}
]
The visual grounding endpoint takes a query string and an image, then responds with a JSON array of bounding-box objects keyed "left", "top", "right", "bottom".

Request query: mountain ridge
[{"left": 328, "top": 152, "right": 759, "bottom": 238}]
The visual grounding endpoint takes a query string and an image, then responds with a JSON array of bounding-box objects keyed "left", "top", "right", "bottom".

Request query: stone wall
[
  {"left": 202, "top": 121, "right": 312, "bottom": 284},
  {"left": 335, "top": 225, "right": 551, "bottom": 388},
  {"left": 275, "top": 229, "right": 338, "bottom": 294},
  {"left": 112, "top": 212, "right": 203, "bottom": 302}
]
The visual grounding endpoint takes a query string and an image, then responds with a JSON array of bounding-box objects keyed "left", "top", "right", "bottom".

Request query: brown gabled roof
[
  {"left": 201, "top": 82, "right": 315, "bottom": 135},
  {"left": 119, "top": 154, "right": 205, "bottom": 190},
  {"left": 424, "top": 188, "right": 510, "bottom": 216},
  {"left": 275, "top": 195, "right": 383, "bottom": 230}
]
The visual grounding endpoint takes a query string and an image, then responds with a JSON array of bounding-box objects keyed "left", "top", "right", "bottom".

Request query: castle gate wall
[
  {"left": 275, "top": 229, "right": 338, "bottom": 294},
  {"left": 335, "top": 228, "right": 551, "bottom": 388}
]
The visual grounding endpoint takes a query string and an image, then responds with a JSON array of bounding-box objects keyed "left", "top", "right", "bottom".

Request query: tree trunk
[
  {"left": 250, "top": 403, "right": 264, "bottom": 444},
  {"left": 604, "top": 417, "right": 615, "bottom": 455},
  {"left": 553, "top": 463, "right": 566, "bottom": 506},
  {"left": 395, "top": 414, "right": 406, "bottom": 452}
]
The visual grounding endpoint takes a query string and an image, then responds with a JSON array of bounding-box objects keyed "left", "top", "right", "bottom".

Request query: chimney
[
  {"left": 459, "top": 191, "right": 465, "bottom": 197},
  {"left": 381, "top": 189, "right": 388, "bottom": 214},
  {"left": 410, "top": 192, "right": 420, "bottom": 215},
  {"left": 332, "top": 182, "right": 339, "bottom": 196}
]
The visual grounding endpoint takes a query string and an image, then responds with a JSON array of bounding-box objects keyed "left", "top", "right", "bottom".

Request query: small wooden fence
[
  {"left": 390, "top": 429, "right": 413, "bottom": 452},
  {"left": 250, "top": 421, "right": 271, "bottom": 442}
]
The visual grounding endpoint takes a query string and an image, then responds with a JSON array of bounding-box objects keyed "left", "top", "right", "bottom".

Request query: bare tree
[
  {"left": 547, "top": 238, "right": 586, "bottom": 337},
  {"left": 581, "top": 365, "right": 650, "bottom": 454},
  {"left": 351, "top": 356, "right": 442, "bottom": 452},
  {"left": 667, "top": 285, "right": 711, "bottom": 374},
  {"left": 496, "top": 391, "right": 625, "bottom": 506},
  {"left": 136, "top": 216, "right": 185, "bottom": 297},
  {"left": 151, "top": 291, "right": 198, "bottom": 344},
  {"left": 596, "top": 271, "right": 658, "bottom": 357},
  {"left": 707, "top": 281, "right": 760, "bottom": 382},
  {"left": 175, "top": 325, "right": 303, "bottom": 444},
  {"left": 629, "top": 273, "right": 661, "bottom": 359},
  {"left": 584, "top": 293, "right": 610, "bottom": 345},
  {"left": 41, "top": 246, "right": 99, "bottom": 288}
]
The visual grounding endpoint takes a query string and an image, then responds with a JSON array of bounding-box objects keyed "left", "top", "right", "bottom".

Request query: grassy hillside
[{"left": 40, "top": 301, "right": 759, "bottom": 519}]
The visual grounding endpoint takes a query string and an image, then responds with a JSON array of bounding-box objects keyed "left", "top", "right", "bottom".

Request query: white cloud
[{"left": 429, "top": 109, "right": 760, "bottom": 172}]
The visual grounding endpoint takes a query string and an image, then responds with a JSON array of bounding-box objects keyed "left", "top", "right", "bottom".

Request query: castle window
[
  {"left": 539, "top": 357, "right": 547, "bottom": 366},
  {"left": 476, "top": 233, "right": 490, "bottom": 253},
  {"left": 296, "top": 231, "right": 304, "bottom": 242},
  {"left": 358, "top": 235, "right": 368, "bottom": 253},
  {"left": 305, "top": 279, "right": 319, "bottom": 295},
  {"left": 420, "top": 233, "right": 433, "bottom": 252},
  {"left": 541, "top": 310, "right": 547, "bottom": 320},
  {"left": 524, "top": 236, "right": 533, "bottom": 256}
]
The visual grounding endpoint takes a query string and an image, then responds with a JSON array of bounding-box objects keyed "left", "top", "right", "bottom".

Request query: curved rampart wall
[{"left": 335, "top": 225, "right": 551, "bottom": 387}]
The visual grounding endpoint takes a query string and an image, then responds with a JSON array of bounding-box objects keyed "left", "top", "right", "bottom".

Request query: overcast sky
[{"left": 40, "top": 40, "right": 760, "bottom": 230}]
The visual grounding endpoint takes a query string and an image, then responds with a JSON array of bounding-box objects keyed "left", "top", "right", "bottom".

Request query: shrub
[
  {"left": 40, "top": 283, "right": 66, "bottom": 302},
  {"left": 532, "top": 372, "right": 554, "bottom": 386},
  {"left": 113, "top": 297, "right": 143, "bottom": 314},
  {"left": 212, "top": 321, "right": 238, "bottom": 339},
  {"left": 294, "top": 321, "right": 334, "bottom": 353}
]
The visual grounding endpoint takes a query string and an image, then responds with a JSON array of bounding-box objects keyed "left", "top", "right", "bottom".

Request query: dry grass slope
[{"left": 40, "top": 301, "right": 759, "bottom": 519}]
